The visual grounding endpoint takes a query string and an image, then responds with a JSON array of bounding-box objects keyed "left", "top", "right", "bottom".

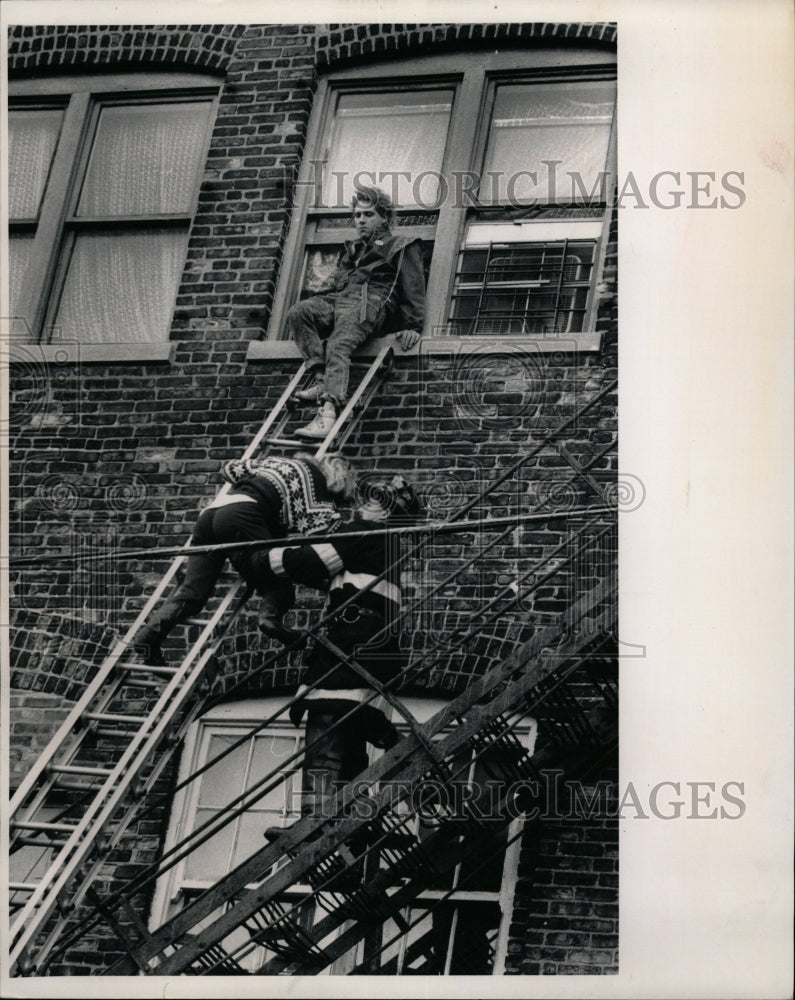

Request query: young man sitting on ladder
[{"left": 286, "top": 185, "right": 425, "bottom": 440}]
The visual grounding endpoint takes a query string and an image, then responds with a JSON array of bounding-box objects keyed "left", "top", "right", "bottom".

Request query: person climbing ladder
[{"left": 130, "top": 453, "right": 356, "bottom": 664}]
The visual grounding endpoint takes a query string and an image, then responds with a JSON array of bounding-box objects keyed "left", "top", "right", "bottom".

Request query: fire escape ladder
[
  {"left": 7, "top": 346, "right": 396, "bottom": 977},
  {"left": 106, "top": 569, "right": 616, "bottom": 977}
]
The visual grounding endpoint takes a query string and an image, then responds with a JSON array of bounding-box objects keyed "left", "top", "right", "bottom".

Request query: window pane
[
  {"left": 53, "top": 228, "right": 187, "bottom": 343},
  {"left": 447, "top": 902, "right": 501, "bottom": 974},
  {"left": 77, "top": 101, "right": 212, "bottom": 216},
  {"left": 482, "top": 81, "right": 615, "bottom": 203},
  {"left": 9, "top": 108, "right": 64, "bottom": 219},
  {"left": 9, "top": 235, "right": 34, "bottom": 317},
  {"left": 246, "top": 734, "right": 299, "bottom": 814},
  {"left": 322, "top": 90, "right": 453, "bottom": 209},
  {"left": 302, "top": 248, "right": 342, "bottom": 294},
  {"left": 184, "top": 809, "right": 235, "bottom": 881},
  {"left": 198, "top": 735, "right": 251, "bottom": 809}
]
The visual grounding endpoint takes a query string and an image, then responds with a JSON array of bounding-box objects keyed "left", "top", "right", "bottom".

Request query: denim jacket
[{"left": 331, "top": 231, "right": 425, "bottom": 332}]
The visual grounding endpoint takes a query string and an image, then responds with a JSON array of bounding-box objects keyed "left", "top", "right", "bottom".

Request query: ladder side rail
[
  {"left": 131, "top": 580, "right": 614, "bottom": 972},
  {"left": 8, "top": 580, "right": 249, "bottom": 971},
  {"left": 314, "top": 344, "right": 394, "bottom": 458},
  {"left": 10, "top": 364, "right": 310, "bottom": 817},
  {"left": 237, "top": 362, "right": 308, "bottom": 459}
]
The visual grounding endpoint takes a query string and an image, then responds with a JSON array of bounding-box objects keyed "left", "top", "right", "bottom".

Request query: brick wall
[
  {"left": 506, "top": 781, "right": 619, "bottom": 975},
  {"left": 7, "top": 21, "right": 618, "bottom": 976}
]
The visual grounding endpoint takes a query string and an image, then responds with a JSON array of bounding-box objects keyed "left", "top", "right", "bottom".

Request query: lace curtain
[
  {"left": 8, "top": 108, "right": 63, "bottom": 219},
  {"left": 54, "top": 99, "right": 212, "bottom": 342},
  {"left": 77, "top": 101, "right": 211, "bottom": 216},
  {"left": 54, "top": 229, "right": 187, "bottom": 343}
]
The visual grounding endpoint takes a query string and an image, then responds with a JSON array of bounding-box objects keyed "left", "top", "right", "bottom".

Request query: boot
[
  {"left": 257, "top": 588, "right": 303, "bottom": 646},
  {"left": 295, "top": 401, "right": 337, "bottom": 440},
  {"left": 258, "top": 609, "right": 304, "bottom": 645},
  {"left": 131, "top": 598, "right": 200, "bottom": 666}
]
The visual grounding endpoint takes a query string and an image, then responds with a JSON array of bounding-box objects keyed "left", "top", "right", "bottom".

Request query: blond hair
[{"left": 299, "top": 453, "right": 357, "bottom": 501}]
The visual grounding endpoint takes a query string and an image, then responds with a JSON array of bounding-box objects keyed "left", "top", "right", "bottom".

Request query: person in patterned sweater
[
  {"left": 131, "top": 453, "right": 356, "bottom": 665},
  {"left": 262, "top": 474, "right": 422, "bottom": 841}
]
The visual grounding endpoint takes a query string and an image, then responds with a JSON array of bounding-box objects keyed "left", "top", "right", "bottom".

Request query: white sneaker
[{"left": 295, "top": 402, "right": 337, "bottom": 439}]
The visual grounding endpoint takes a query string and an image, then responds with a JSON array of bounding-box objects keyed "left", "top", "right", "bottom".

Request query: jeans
[{"left": 285, "top": 287, "right": 391, "bottom": 409}]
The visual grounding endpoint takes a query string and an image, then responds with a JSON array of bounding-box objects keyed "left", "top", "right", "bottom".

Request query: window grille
[{"left": 449, "top": 238, "right": 597, "bottom": 335}]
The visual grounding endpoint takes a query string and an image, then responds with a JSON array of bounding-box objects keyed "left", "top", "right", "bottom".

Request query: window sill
[
  {"left": 246, "top": 331, "right": 602, "bottom": 361},
  {"left": 7, "top": 342, "right": 176, "bottom": 364}
]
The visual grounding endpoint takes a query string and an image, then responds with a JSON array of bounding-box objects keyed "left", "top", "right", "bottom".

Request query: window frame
[
  {"left": 7, "top": 72, "right": 221, "bottom": 360},
  {"left": 259, "top": 48, "right": 616, "bottom": 359},
  {"left": 149, "top": 696, "right": 535, "bottom": 976}
]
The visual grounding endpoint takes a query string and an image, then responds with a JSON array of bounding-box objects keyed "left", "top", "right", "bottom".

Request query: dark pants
[
  {"left": 135, "top": 501, "right": 294, "bottom": 652},
  {"left": 300, "top": 706, "right": 370, "bottom": 821}
]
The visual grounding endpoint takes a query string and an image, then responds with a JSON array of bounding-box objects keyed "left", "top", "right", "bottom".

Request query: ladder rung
[
  {"left": 49, "top": 764, "right": 114, "bottom": 777},
  {"left": 51, "top": 778, "right": 105, "bottom": 793},
  {"left": 183, "top": 617, "right": 214, "bottom": 627},
  {"left": 83, "top": 712, "right": 146, "bottom": 727},
  {"left": 9, "top": 882, "right": 38, "bottom": 893},
  {"left": 118, "top": 662, "right": 178, "bottom": 678},
  {"left": 11, "top": 819, "right": 77, "bottom": 833},
  {"left": 120, "top": 678, "right": 163, "bottom": 691},
  {"left": 14, "top": 837, "right": 63, "bottom": 849},
  {"left": 90, "top": 727, "right": 139, "bottom": 740},
  {"left": 263, "top": 436, "right": 312, "bottom": 448}
]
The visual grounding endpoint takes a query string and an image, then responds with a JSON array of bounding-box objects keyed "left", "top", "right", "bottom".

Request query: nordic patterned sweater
[{"left": 221, "top": 456, "right": 340, "bottom": 536}]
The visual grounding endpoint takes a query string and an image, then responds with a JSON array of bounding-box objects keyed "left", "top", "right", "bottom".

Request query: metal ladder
[
  {"left": 8, "top": 343, "right": 396, "bottom": 976},
  {"left": 104, "top": 570, "right": 616, "bottom": 976}
]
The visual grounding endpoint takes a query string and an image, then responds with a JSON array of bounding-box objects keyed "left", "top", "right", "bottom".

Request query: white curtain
[
  {"left": 322, "top": 91, "right": 453, "bottom": 209},
  {"left": 54, "top": 229, "right": 187, "bottom": 343},
  {"left": 78, "top": 101, "right": 212, "bottom": 217},
  {"left": 9, "top": 108, "right": 63, "bottom": 218}
]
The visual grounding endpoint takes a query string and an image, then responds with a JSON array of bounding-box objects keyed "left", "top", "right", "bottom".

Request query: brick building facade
[{"left": 6, "top": 21, "right": 619, "bottom": 978}]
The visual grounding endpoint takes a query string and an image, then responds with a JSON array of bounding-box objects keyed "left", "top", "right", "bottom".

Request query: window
[
  {"left": 449, "top": 219, "right": 603, "bottom": 335},
  {"left": 148, "top": 698, "right": 306, "bottom": 974},
  {"left": 8, "top": 74, "right": 218, "bottom": 350},
  {"left": 265, "top": 49, "right": 615, "bottom": 353},
  {"left": 150, "top": 697, "right": 534, "bottom": 976}
]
